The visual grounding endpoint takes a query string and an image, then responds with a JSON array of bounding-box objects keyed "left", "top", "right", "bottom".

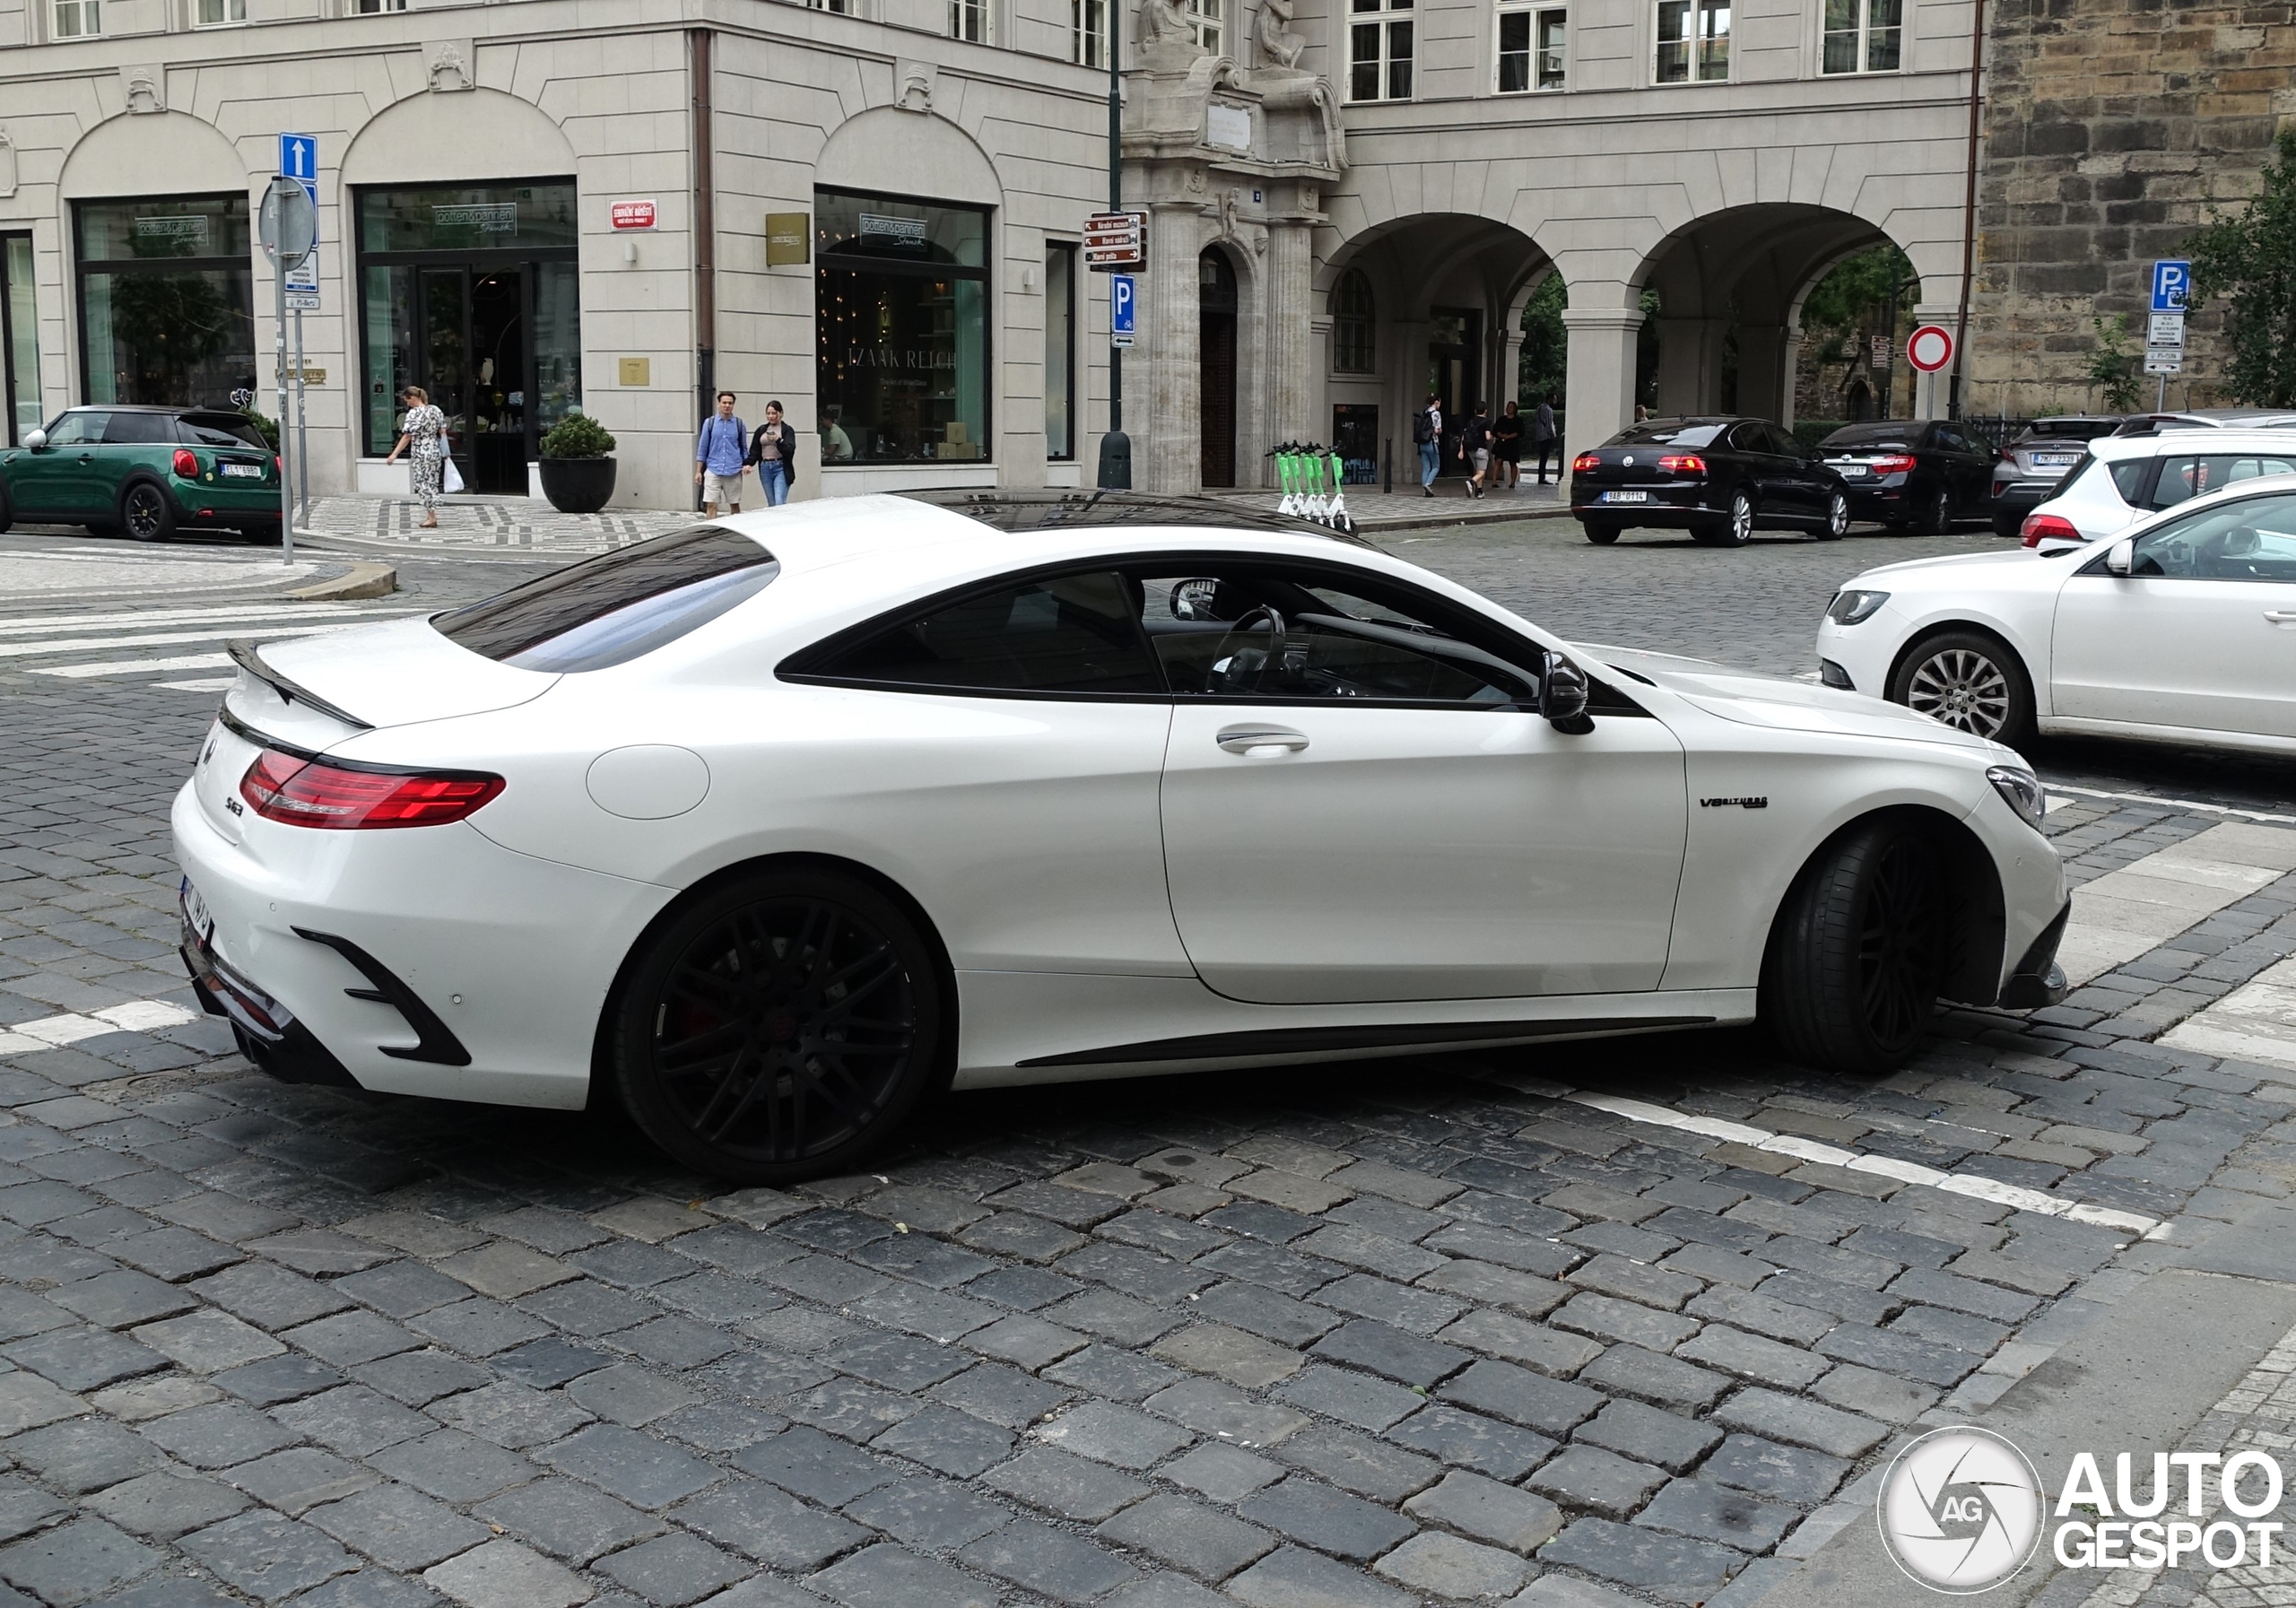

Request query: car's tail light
[
  {"left": 1571, "top": 454, "right": 1601, "bottom": 474},
  {"left": 1873, "top": 454, "right": 1918, "bottom": 474},
  {"left": 274, "top": 455, "right": 283, "bottom": 474},
  {"left": 2021, "top": 513, "right": 2083, "bottom": 547},
  {"left": 172, "top": 449, "right": 200, "bottom": 478},
  {"left": 1656, "top": 455, "right": 1706, "bottom": 474},
  {"left": 239, "top": 749, "right": 504, "bottom": 830}
]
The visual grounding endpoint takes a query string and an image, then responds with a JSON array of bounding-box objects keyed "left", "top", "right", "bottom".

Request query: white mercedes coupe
[{"left": 175, "top": 492, "right": 2068, "bottom": 1184}]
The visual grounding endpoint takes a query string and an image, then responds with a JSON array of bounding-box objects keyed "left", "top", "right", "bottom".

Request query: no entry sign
[{"left": 1907, "top": 325, "right": 1956, "bottom": 373}]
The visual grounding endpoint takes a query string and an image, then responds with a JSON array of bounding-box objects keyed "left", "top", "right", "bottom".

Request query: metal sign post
[
  {"left": 292, "top": 311, "right": 310, "bottom": 529},
  {"left": 269, "top": 135, "right": 319, "bottom": 557}
]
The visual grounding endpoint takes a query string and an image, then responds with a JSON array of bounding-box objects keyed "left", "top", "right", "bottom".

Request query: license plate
[
  {"left": 1842, "top": 466, "right": 1871, "bottom": 478},
  {"left": 180, "top": 878, "right": 213, "bottom": 943},
  {"left": 2032, "top": 455, "right": 2079, "bottom": 468},
  {"left": 1603, "top": 491, "right": 1650, "bottom": 503},
  {"left": 220, "top": 462, "right": 264, "bottom": 479}
]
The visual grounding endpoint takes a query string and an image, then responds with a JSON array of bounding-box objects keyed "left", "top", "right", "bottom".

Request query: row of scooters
[{"left": 1271, "top": 444, "right": 1355, "bottom": 535}]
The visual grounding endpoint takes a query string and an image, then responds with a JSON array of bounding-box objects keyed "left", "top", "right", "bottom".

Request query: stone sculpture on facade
[{"left": 1255, "top": 0, "right": 1306, "bottom": 72}]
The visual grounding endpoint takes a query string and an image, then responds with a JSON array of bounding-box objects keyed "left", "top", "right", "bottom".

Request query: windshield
[
  {"left": 1606, "top": 422, "right": 1725, "bottom": 448},
  {"left": 434, "top": 526, "right": 778, "bottom": 672}
]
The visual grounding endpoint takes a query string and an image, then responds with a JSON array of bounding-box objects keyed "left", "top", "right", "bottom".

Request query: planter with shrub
[{"left": 537, "top": 413, "right": 617, "bottom": 513}]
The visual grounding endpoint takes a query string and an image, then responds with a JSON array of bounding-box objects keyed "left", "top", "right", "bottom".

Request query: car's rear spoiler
[{"left": 226, "top": 639, "right": 373, "bottom": 731}]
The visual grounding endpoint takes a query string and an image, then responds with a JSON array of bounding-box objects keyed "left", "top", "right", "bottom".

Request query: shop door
[
  {"left": 2, "top": 234, "right": 38, "bottom": 448},
  {"left": 414, "top": 266, "right": 531, "bottom": 496},
  {"left": 1427, "top": 309, "right": 1483, "bottom": 478},
  {"left": 1200, "top": 250, "right": 1238, "bottom": 489}
]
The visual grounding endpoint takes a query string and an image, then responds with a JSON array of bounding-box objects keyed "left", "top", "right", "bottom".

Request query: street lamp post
[{"left": 1095, "top": 0, "right": 1131, "bottom": 488}]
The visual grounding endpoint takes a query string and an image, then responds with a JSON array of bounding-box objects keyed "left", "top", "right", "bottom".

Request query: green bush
[
  {"left": 238, "top": 408, "right": 281, "bottom": 450},
  {"left": 1792, "top": 420, "right": 1850, "bottom": 450},
  {"left": 541, "top": 413, "right": 616, "bottom": 459}
]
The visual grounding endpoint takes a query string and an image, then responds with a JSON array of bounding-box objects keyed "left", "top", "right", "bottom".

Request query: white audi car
[
  {"left": 176, "top": 492, "right": 2067, "bottom": 1184},
  {"left": 1819, "top": 475, "right": 2296, "bottom": 753}
]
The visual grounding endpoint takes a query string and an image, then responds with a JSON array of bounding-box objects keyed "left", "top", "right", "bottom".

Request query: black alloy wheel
[
  {"left": 1818, "top": 491, "right": 1850, "bottom": 540},
  {"left": 612, "top": 869, "right": 944, "bottom": 1184},
  {"left": 1916, "top": 485, "right": 1952, "bottom": 536},
  {"left": 121, "top": 482, "right": 176, "bottom": 543},
  {"left": 1889, "top": 629, "right": 2036, "bottom": 748},
  {"left": 1762, "top": 819, "right": 1947, "bottom": 1073},
  {"left": 1582, "top": 521, "right": 1621, "bottom": 545}
]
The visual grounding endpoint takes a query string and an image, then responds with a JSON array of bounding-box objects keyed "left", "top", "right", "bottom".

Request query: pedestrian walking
[
  {"left": 695, "top": 390, "right": 748, "bottom": 516},
  {"left": 383, "top": 386, "right": 447, "bottom": 530},
  {"left": 1530, "top": 391, "right": 1560, "bottom": 485},
  {"left": 1458, "top": 402, "right": 1492, "bottom": 499},
  {"left": 1493, "top": 401, "right": 1525, "bottom": 491},
  {"left": 1413, "top": 393, "right": 1443, "bottom": 496},
  {"left": 746, "top": 400, "right": 798, "bottom": 508}
]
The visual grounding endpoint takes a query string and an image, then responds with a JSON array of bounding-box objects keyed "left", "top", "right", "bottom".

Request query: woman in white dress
[{"left": 384, "top": 386, "right": 448, "bottom": 528}]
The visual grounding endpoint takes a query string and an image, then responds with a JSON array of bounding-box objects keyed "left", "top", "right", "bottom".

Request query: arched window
[{"left": 1333, "top": 270, "right": 1375, "bottom": 374}]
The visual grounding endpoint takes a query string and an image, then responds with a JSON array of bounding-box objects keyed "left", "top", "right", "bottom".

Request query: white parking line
[
  {"left": 31, "top": 653, "right": 235, "bottom": 679},
  {"left": 0, "top": 623, "right": 356, "bottom": 662},
  {"left": 154, "top": 677, "right": 238, "bottom": 692},
  {"left": 0, "top": 1001, "right": 199, "bottom": 1056},
  {"left": 0, "top": 604, "right": 409, "bottom": 638},
  {"left": 2046, "top": 782, "right": 2296, "bottom": 829},
  {"left": 1564, "top": 1091, "right": 2167, "bottom": 1238},
  {"left": 2161, "top": 958, "right": 2296, "bottom": 1072}
]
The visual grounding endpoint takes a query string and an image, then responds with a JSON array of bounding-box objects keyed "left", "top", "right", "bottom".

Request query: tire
[
  {"left": 610, "top": 866, "right": 946, "bottom": 1185},
  {"left": 1888, "top": 629, "right": 2037, "bottom": 750},
  {"left": 1762, "top": 818, "right": 1949, "bottom": 1074},
  {"left": 0, "top": 486, "right": 12, "bottom": 535},
  {"left": 1580, "top": 521, "right": 1621, "bottom": 545},
  {"left": 1717, "top": 489, "right": 1756, "bottom": 547},
  {"left": 1914, "top": 485, "right": 1951, "bottom": 536},
  {"left": 1817, "top": 491, "right": 1850, "bottom": 540},
  {"left": 1992, "top": 512, "right": 2024, "bottom": 540},
  {"left": 120, "top": 481, "right": 177, "bottom": 543}
]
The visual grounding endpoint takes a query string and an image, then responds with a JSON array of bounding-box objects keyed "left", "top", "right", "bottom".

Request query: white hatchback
[
  {"left": 176, "top": 492, "right": 2067, "bottom": 1183},
  {"left": 2019, "top": 426, "right": 2296, "bottom": 545},
  {"left": 1820, "top": 476, "right": 2296, "bottom": 753}
]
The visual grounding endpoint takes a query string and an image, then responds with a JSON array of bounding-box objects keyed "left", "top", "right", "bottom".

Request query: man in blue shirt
[{"left": 695, "top": 391, "right": 748, "bottom": 516}]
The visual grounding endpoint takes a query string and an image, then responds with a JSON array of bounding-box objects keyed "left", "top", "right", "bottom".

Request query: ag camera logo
[{"left": 1878, "top": 1426, "right": 2044, "bottom": 1594}]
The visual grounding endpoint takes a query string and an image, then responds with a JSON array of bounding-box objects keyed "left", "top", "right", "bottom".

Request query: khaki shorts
[{"left": 702, "top": 469, "right": 744, "bottom": 505}]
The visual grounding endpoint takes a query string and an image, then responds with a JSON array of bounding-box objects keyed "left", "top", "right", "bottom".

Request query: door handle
[
  {"left": 75, "top": 455, "right": 91, "bottom": 465},
  {"left": 2267, "top": 610, "right": 2296, "bottom": 624},
  {"left": 1217, "top": 725, "right": 1309, "bottom": 755}
]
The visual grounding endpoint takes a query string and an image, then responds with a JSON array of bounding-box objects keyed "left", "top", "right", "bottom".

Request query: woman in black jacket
[{"left": 745, "top": 400, "right": 798, "bottom": 506}]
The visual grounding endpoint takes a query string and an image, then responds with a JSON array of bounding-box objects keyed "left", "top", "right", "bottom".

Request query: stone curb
[{"left": 281, "top": 559, "right": 398, "bottom": 599}]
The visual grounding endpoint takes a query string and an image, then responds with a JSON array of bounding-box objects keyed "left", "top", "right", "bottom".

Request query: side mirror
[
  {"left": 2104, "top": 537, "right": 2135, "bottom": 577},
  {"left": 22, "top": 429, "right": 45, "bottom": 452},
  {"left": 1169, "top": 579, "right": 1221, "bottom": 621},
  {"left": 1541, "top": 652, "right": 1594, "bottom": 734}
]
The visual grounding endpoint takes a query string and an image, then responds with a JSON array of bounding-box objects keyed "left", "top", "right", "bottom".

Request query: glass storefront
[
  {"left": 74, "top": 196, "right": 255, "bottom": 410},
  {"left": 815, "top": 189, "right": 990, "bottom": 465},
  {"left": 355, "top": 181, "right": 580, "bottom": 495},
  {"left": 3, "top": 234, "right": 39, "bottom": 446}
]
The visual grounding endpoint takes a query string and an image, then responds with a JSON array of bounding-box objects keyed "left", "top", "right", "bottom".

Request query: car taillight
[
  {"left": 172, "top": 449, "right": 199, "bottom": 478},
  {"left": 2021, "top": 513, "right": 2083, "bottom": 548},
  {"left": 1873, "top": 454, "right": 1918, "bottom": 474},
  {"left": 1656, "top": 455, "right": 1706, "bottom": 474},
  {"left": 239, "top": 749, "right": 504, "bottom": 830},
  {"left": 274, "top": 455, "right": 283, "bottom": 474},
  {"left": 1572, "top": 454, "right": 1601, "bottom": 474}
]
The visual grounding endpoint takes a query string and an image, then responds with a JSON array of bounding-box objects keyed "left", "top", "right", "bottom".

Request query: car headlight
[
  {"left": 1826, "top": 589, "right": 1890, "bottom": 625},
  {"left": 1987, "top": 764, "right": 2046, "bottom": 829}
]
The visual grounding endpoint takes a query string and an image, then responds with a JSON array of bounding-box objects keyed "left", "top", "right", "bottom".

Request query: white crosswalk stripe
[{"left": 0, "top": 599, "right": 415, "bottom": 690}]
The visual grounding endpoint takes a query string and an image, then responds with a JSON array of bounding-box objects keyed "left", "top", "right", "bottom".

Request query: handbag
[{"left": 441, "top": 455, "right": 465, "bottom": 496}]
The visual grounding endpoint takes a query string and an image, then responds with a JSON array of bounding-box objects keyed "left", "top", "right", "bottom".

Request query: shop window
[
  {"left": 1074, "top": 0, "right": 1106, "bottom": 63},
  {"left": 1333, "top": 270, "right": 1375, "bottom": 374},
  {"left": 4, "top": 236, "right": 39, "bottom": 447},
  {"left": 1185, "top": 0, "right": 1222, "bottom": 53},
  {"left": 1498, "top": 3, "right": 1566, "bottom": 89},
  {"left": 948, "top": 0, "right": 987, "bottom": 42},
  {"left": 815, "top": 189, "right": 991, "bottom": 467},
  {"left": 1349, "top": 0, "right": 1413, "bottom": 101},
  {"left": 74, "top": 196, "right": 254, "bottom": 410},
  {"left": 1822, "top": 0, "right": 1899, "bottom": 72},
  {"left": 51, "top": 0, "right": 97, "bottom": 34},
  {"left": 1045, "top": 244, "right": 1075, "bottom": 461},
  {"left": 1655, "top": 0, "right": 1728, "bottom": 80},
  {"left": 194, "top": 0, "right": 245, "bottom": 23}
]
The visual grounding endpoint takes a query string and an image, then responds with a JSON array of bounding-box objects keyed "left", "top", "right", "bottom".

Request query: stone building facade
[{"left": 1965, "top": 0, "right": 2296, "bottom": 418}]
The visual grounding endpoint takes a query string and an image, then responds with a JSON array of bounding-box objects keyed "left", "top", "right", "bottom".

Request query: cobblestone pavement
[{"left": 1, "top": 533, "right": 2294, "bottom": 1608}]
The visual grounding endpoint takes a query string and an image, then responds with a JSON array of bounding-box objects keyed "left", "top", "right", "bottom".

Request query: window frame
[
  {"left": 948, "top": 0, "right": 988, "bottom": 43},
  {"left": 1653, "top": 0, "right": 1729, "bottom": 83},
  {"left": 1045, "top": 242, "right": 1077, "bottom": 462},
  {"left": 1332, "top": 269, "right": 1376, "bottom": 376},
  {"left": 192, "top": 0, "right": 246, "bottom": 27},
  {"left": 1072, "top": 0, "right": 1107, "bottom": 63},
  {"left": 1821, "top": 0, "right": 1902, "bottom": 75},
  {"left": 2090, "top": 491, "right": 2296, "bottom": 583},
  {"left": 1497, "top": 1, "right": 1567, "bottom": 91},
  {"left": 1346, "top": 0, "right": 1415, "bottom": 103},
  {"left": 1183, "top": 0, "right": 1223, "bottom": 54},
  {"left": 50, "top": 0, "right": 98, "bottom": 36},
  {"left": 73, "top": 194, "right": 256, "bottom": 410}
]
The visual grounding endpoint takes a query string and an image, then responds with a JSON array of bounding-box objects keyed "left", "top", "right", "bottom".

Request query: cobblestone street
[{"left": 0, "top": 518, "right": 2292, "bottom": 1608}]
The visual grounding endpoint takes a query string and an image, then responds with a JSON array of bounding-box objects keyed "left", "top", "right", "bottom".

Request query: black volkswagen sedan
[
  {"left": 1816, "top": 419, "right": 1997, "bottom": 535},
  {"left": 1571, "top": 417, "right": 1850, "bottom": 546}
]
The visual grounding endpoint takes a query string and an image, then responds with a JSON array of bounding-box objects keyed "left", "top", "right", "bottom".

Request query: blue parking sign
[
  {"left": 2152, "top": 260, "right": 2191, "bottom": 313},
  {"left": 1110, "top": 273, "right": 1136, "bottom": 348}
]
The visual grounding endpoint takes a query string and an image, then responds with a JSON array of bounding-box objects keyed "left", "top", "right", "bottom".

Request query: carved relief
[
  {"left": 425, "top": 40, "right": 475, "bottom": 92},
  {"left": 1255, "top": 0, "right": 1304, "bottom": 72},
  {"left": 121, "top": 66, "right": 164, "bottom": 115},
  {"left": 894, "top": 60, "right": 936, "bottom": 113}
]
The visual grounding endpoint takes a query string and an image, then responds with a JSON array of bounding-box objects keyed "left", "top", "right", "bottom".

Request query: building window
[
  {"left": 51, "top": 0, "right": 97, "bottom": 35},
  {"left": 1333, "top": 269, "right": 1375, "bottom": 373},
  {"left": 74, "top": 196, "right": 255, "bottom": 410},
  {"left": 1184, "top": 0, "right": 1222, "bottom": 53},
  {"left": 3, "top": 235, "right": 41, "bottom": 448},
  {"left": 1349, "top": 0, "right": 1413, "bottom": 101},
  {"left": 1498, "top": 4, "right": 1566, "bottom": 89},
  {"left": 949, "top": 0, "right": 987, "bottom": 41},
  {"left": 194, "top": 0, "right": 244, "bottom": 23},
  {"left": 1074, "top": 0, "right": 1106, "bottom": 62},
  {"left": 354, "top": 0, "right": 408, "bottom": 10},
  {"left": 1822, "top": 0, "right": 1899, "bottom": 72},
  {"left": 1655, "top": 0, "right": 1727, "bottom": 80},
  {"left": 1046, "top": 244, "right": 1075, "bottom": 460},
  {"left": 816, "top": 189, "right": 991, "bottom": 465}
]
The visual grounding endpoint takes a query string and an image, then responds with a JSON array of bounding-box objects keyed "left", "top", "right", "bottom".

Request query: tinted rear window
[
  {"left": 434, "top": 526, "right": 778, "bottom": 673},
  {"left": 1821, "top": 425, "right": 1918, "bottom": 449},
  {"left": 2021, "top": 419, "right": 2119, "bottom": 442},
  {"left": 102, "top": 413, "right": 178, "bottom": 445},
  {"left": 1606, "top": 422, "right": 1725, "bottom": 448},
  {"left": 179, "top": 414, "right": 266, "bottom": 449}
]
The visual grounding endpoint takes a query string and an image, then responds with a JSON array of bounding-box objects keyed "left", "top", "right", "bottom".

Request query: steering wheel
[{"left": 1207, "top": 605, "right": 1286, "bottom": 695}]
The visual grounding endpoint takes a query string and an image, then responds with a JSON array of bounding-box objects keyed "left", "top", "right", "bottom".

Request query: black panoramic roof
[{"left": 900, "top": 489, "right": 1374, "bottom": 547}]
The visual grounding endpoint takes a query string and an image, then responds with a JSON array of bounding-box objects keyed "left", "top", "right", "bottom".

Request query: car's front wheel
[
  {"left": 1696, "top": 490, "right": 1756, "bottom": 547},
  {"left": 120, "top": 482, "right": 177, "bottom": 543},
  {"left": 1762, "top": 818, "right": 1947, "bottom": 1074},
  {"left": 1888, "top": 629, "right": 2036, "bottom": 749},
  {"left": 610, "top": 866, "right": 945, "bottom": 1185},
  {"left": 1580, "top": 521, "right": 1621, "bottom": 545},
  {"left": 1915, "top": 485, "right": 1952, "bottom": 536}
]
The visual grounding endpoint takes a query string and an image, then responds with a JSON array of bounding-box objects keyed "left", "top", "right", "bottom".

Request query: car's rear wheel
[
  {"left": 1992, "top": 511, "right": 2024, "bottom": 540},
  {"left": 1580, "top": 521, "right": 1621, "bottom": 545},
  {"left": 0, "top": 487, "right": 12, "bottom": 535},
  {"left": 1915, "top": 485, "right": 1952, "bottom": 536},
  {"left": 1763, "top": 819, "right": 1947, "bottom": 1074},
  {"left": 120, "top": 482, "right": 176, "bottom": 543},
  {"left": 611, "top": 866, "right": 944, "bottom": 1185},
  {"left": 1817, "top": 491, "right": 1850, "bottom": 540},
  {"left": 1889, "top": 629, "right": 2036, "bottom": 749}
]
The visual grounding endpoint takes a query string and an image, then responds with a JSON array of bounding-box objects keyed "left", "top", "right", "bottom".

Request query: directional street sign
[
  {"left": 2144, "top": 350, "right": 2184, "bottom": 375},
  {"left": 2152, "top": 259, "right": 2192, "bottom": 313},
  {"left": 1109, "top": 273, "right": 1136, "bottom": 349},
  {"left": 1083, "top": 210, "right": 1146, "bottom": 270}
]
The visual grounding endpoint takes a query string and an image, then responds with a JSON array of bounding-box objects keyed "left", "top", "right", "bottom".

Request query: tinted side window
[
  {"left": 103, "top": 413, "right": 177, "bottom": 445},
  {"left": 802, "top": 571, "right": 1162, "bottom": 696},
  {"left": 2106, "top": 459, "right": 2144, "bottom": 502},
  {"left": 2147, "top": 454, "right": 2296, "bottom": 509},
  {"left": 43, "top": 413, "right": 108, "bottom": 447},
  {"left": 1765, "top": 423, "right": 1805, "bottom": 456}
]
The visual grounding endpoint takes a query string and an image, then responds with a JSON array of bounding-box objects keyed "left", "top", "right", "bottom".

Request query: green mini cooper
[{"left": 0, "top": 405, "right": 281, "bottom": 543}]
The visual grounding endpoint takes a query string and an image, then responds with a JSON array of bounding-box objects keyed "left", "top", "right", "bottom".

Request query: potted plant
[{"left": 537, "top": 413, "right": 617, "bottom": 513}]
